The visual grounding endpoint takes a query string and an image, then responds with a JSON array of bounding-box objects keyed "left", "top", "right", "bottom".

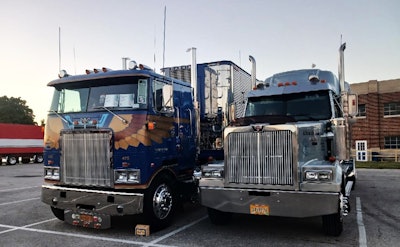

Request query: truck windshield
[
  {"left": 49, "top": 78, "right": 148, "bottom": 113},
  {"left": 245, "top": 91, "right": 332, "bottom": 121}
]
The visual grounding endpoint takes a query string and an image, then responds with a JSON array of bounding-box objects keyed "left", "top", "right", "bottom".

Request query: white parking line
[
  {"left": 0, "top": 186, "right": 41, "bottom": 193},
  {"left": 356, "top": 197, "right": 367, "bottom": 247},
  {"left": 145, "top": 216, "right": 208, "bottom": 247},
  {"left": 0, "top": 197, "right": 40, "bottom": 206},
  {"left": 0, "top": 221, "right": 174, "bottom": 246},
  {"left": 0, "top": 216, "right": 207, "bottom": 247}
]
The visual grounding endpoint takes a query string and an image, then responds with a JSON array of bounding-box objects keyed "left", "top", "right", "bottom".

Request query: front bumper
[
  {"left": 42, "top": 184, "right": 144, "bottom": 216},
  {"left": 200, "top": 186, "right": 340, "bottom": 217}
]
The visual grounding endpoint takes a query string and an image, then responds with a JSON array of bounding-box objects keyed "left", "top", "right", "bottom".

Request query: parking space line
[
  {"left": 145, "top": 216, "right": 208, "bottom": 247},
  {"left": 0, "top": 216, "right": 207, "bottom": 247},
  {"left": 0, "top": 197, "right": 40, "bottom": 206},
  {"left": 0, "top": 219, "right": 57, "bottom": 235},
  {"left": 0, "top": 186, "right": 41, "bottom": 193},
  {"left": 356, "top": 197, "right": 367, "bottom": 247},
  {"left": 0, "top": 221, "right": 175, "bottom": 247}
]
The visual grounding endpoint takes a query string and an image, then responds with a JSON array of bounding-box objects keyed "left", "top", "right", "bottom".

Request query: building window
[
  {"left": 384, "top": 102, "right": 400, "bottom": 116},
  {"left": 384, "top": 136, "right": 400, "bottom": 149},
  {"left": 357, "top": 104, "right": 366, "bottom": 117}
]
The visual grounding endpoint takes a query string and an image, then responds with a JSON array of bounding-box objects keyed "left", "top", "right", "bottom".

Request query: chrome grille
[
  {"left": 60, "top": 130, "right": 112, "bottom": 187},
  {"left": 226, "top": 130, "right": 294, "bottom": 186}
]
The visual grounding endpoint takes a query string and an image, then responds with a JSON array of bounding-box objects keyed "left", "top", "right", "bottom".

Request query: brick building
[{"left": 350, "top": 79, "right": 400, "bottom": 155}]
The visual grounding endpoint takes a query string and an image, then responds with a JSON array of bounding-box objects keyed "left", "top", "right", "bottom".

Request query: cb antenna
[
  {"left": 58, "top": 27, "right": 61, "bottom": 72},
  {"left": 162, "top": 5, "right": 166, "bottom": 74}
]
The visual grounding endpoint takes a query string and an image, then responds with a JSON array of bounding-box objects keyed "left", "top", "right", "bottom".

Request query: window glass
[
  {"left": 384, "top": 136, "right": 400, "bottom": 149},
  {"left": 357, "top": 104, "right": 366, "bottom": 117},
  {"left": 49, "top": 77, "right": 148, "bottom": 113},
  {"left": 245, "top": 91, "right": 332, "bottom": 121},
  {"left": 384, "top": 102, "right": 400, "bottom": 116}
]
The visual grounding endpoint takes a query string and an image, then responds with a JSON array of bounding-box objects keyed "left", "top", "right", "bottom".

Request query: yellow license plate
[
  {"left": 80, "top": 214, "right": 93, "bottom": 222},
  {"left": 250, "top": 204, "right": 270, "bottom": 215}
]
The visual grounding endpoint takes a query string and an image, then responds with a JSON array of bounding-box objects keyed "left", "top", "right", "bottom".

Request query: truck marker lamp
[
  {"left": 93, "top": 68, "right": 101, "bottom": 73},
  {"left": 147, "top": 122, "right": 155, "bottom": 130},
  {"left": 85, "top": 69, "right": 93, "bottom": 74},
  {"left": 329, "top": 156, "right": 336, "bottom": 163},
  {"left": 278, "top": 81, "right": 297, "bottom": 87}
]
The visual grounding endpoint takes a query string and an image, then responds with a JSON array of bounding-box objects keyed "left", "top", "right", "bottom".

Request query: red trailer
[{"left": 0, "top": 123, "right": 44, "bottom": 165}]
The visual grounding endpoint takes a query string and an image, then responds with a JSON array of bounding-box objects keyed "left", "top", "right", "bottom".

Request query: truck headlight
[
  {"left": 202, "top": 166, "right": 224, "bottom": 178},
  {"left": 304, "top": 170, "right": 332, "bottom": 181},
  {"left": 114, "top": 169, "right": 140, "bottom": 184},
  {"left": 44, "top": 166, "right": 60, "bottom": 180}
]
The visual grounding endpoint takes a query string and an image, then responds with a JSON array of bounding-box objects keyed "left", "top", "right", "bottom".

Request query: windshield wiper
[
  {"left": 100, "top": 106, "right": 128, "bottom": 124},
  {"left": 50, "top": 110, "right": 72, "bottom": 124}
]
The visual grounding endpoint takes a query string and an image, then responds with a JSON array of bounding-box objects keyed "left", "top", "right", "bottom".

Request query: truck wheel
[
  {"left": 207, "top": 207, "right": 232, "bottom": 225},
  {"left": 7, "top": 156, "right": 17, "bottom": 165},
  {"left": 322, "top": 212, "right": 343, "bottom": 236},
  {"left": 143, "top": 175, "right": 176, "bottom": 231},
  {"left": 51, "top": 206, "right": 65, "bottom": 221},
  {"left": 35, "top": 155, "right": 44, "bottom": 163}
]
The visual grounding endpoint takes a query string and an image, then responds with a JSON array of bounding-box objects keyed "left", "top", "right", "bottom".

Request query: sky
[{"left": 1, "top": 0, "right": 399, "bottom": 123}]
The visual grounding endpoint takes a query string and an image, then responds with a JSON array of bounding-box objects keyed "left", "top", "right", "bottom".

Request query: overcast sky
[{"left": 1, "top": 0, "right": 399, "bottom": 123}]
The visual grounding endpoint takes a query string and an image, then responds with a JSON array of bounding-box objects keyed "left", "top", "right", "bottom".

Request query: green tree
[{"left": 0, "top": 96, "right": 36, "bottom": 124}]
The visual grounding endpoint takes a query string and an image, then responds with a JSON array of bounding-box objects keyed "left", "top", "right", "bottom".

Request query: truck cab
[
  {"left": 195, "top": 46, "right": 357, "bottom": 236},
  {"left": 42, "top": 64, "right": 196, "bottom": 230}
]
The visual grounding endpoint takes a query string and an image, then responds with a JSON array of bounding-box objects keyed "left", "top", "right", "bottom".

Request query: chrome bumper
[
  {"left": 199, "top": 186, "right": 340, "bottom": 217},
  {"left": 41, "top": 184, "right": 144, "bottom": 216}
]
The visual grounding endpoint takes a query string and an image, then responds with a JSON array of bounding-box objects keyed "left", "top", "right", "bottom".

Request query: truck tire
[
  {"left": 143, "top": 175, "right": 176, "bottom": 231},
  {"left": 322, "top": 212, "right": 343, "bottom": 236},
  {"left": 207, "top": 207, "right": 232, "bottom": 225},
  {"left": 34, "top": 155, "right": 44, "bottom": 163},
  {"left": 51, "top": 206, "right": 65, "bottom": 221},
  {"left": 7, "top": 156, "right": 17, "bottom": 165}
]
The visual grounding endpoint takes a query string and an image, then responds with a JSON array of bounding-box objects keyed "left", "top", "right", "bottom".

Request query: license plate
[
  {"left": 250, "top": 204, "right": 270, "bottom": 215},
  {"left": 80, "top": 214, "right": 93, "bottom": 222}
]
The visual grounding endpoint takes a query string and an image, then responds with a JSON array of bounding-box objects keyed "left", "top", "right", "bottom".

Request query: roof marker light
[
  {"left": 102, "top": 67, "right": 111, "bottom": 73},
  {"left": 93, "top": 68, "right": 101, "bottom": 73},
  {"left": 85, "top": 69, "right": 93, "bottom": 74},
  {"left": 292, "top": 81, "right": 297, "bottom": 85},
  {"left": 278, "top": 82, "right": 284, "bottom": 87}
]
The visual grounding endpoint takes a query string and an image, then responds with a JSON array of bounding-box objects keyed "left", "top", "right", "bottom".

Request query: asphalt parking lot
[{"left": 0, "top": 163, "right": 399, "bottom": 247}]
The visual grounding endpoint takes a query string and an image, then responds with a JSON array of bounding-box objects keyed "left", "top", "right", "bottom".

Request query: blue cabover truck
[
  {"left": 194, "top": 44, "right": 358, "bottom": 236},
  {"left": 41, "top": 59, "right": 252, "bottom": 230}
]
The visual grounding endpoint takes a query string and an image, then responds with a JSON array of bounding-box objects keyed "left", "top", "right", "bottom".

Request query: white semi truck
[{"left": 194, "top": 44, "right": 357, "bottom": 236}]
